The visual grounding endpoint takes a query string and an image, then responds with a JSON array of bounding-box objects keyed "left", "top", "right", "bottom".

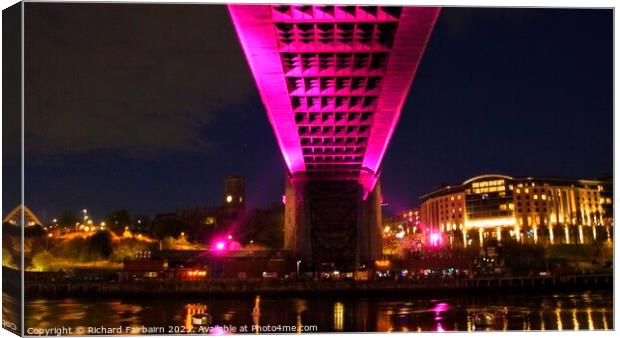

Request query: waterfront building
[
  {"left": 383, "top": 208, "right": 422, "bottom": 239},
  {"left": 398, "top": 208, "right": 422, "bottom": 232},
  {"left": 419, "top": 174, "right": 613, "bottom": 247},
  {"left": 121, "top": 249, "right": 294, "bottom": 281}
]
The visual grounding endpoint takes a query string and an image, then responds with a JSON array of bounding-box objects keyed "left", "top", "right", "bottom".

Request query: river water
[{"left": 11, "top": 290, "right": 614, "bottom": 334}]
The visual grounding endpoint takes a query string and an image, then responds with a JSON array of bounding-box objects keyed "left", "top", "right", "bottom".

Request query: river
[{"left": 6, "top": 290, "right": 613, "bottom": 334}]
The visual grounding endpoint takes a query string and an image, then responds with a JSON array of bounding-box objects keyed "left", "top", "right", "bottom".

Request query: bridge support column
[
  {"left": 284, "top": 177, "right": 312, "bottom": 268},
  {"left": 356, "top": 180, "right": 383, "bottom": 268},
  {"left": 284, "top": 176, "right": 383, "bottom": 272}
]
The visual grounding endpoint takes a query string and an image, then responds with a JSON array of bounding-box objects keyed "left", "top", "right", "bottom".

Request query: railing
[{"left": 24, "top": 273, "right": 612, "bottom": 297}]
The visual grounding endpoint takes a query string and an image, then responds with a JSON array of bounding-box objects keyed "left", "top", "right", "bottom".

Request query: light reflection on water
[{"left": 17, "top": 290, "right": 613, "bottom": 334}]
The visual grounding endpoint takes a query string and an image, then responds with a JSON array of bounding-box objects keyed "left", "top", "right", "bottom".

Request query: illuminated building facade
[
  {"left": 419, "top": 174, "right": 613, "bottom": 247},
  {"left": 385, "top": 208, "right": 421, "bottom": 237},
  {"left": 229, "top": 5, "right": 440, "bottom": 270}
]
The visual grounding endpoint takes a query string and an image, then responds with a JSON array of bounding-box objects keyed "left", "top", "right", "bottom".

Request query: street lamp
[{"left": 296, "top": 260, "right": 302, "bottom": 279}]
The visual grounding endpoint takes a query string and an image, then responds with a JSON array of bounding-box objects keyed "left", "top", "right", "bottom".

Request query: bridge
[
  {"left": 3, "top": 204, "right": 43, "bottom": 227},
  {"left": 229, "top": 5, "right": 440, "bottom": 270}
]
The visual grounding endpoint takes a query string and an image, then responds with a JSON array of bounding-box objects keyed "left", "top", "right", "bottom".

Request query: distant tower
[{"left": 223, "top": 175, "right": 245, "bottom": 207}]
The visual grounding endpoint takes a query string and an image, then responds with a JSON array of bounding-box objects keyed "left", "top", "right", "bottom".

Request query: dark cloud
[{"left": 25, "top": 3, "right": 254, "bottom": 158}]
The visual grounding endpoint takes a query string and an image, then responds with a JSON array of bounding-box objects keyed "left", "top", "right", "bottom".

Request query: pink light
[
  {"left": 430, "top": 232, "right": 441, "bottom": 247},
  {"left": 229, "top": 5, "right": 441, "bottom": 188},
  {"left": 360, "top": 7, "right": 441, "bottom": 190},
  {"left": 433, "top": 302, "right": 448, "bottom": 332},
  {"left": 432, "top": 302, "right": 449, "bottom": 314},
  {"left": 210, "top": 326, "right": 226, "bottom": 335},
  {"left": 215, "top": 241, "right": 225, "bottom": 251},
  {"left": 433, "top": 303, "right": 449, "bottom": 320},
  {"left": 228, "top": 5, "right": 305, "bottom": 174}
]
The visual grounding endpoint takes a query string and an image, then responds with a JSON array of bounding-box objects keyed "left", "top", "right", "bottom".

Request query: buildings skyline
[{"left": 394, "top": 173, "right": 613, "bottom": 248}]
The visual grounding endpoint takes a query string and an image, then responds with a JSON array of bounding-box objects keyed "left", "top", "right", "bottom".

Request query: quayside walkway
[{"left": 25, "top": 273, "right": 612, "bottom": 298}]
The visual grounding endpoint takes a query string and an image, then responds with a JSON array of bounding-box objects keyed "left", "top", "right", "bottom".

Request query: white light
[
  {"left": 226, "top": 195, "right": 233, "bottom": 203},
  {"left": 465, "top": 217, "right": 516, "bottom": 228}
]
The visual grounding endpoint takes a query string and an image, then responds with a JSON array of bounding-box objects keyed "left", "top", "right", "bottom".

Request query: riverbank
[{"left": 24, "top": 273, "right": 612, "bottom": 298}]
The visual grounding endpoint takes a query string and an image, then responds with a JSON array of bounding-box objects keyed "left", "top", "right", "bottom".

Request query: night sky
[{"left": 16, "top": 4, "right": 612, "bottom": 222}]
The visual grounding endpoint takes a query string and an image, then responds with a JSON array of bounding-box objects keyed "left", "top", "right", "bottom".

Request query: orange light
[{"left": 375, "top": 260, "right": 390, "bottom": 268}]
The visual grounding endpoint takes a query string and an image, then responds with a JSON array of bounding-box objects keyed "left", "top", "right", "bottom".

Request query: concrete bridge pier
[{"left": 284, "top": 176, "right": 382, "bottom": 272}]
